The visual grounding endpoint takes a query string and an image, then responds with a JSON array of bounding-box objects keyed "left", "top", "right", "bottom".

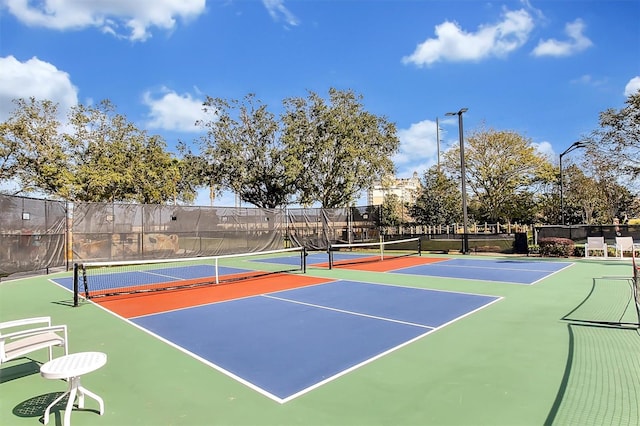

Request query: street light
[
  {"left": 559, "top": 141, "right": 588, "bottom": 225},
  {"left": 436, "top": 117, "right": 442, "bottom": 172},
  {"left": 445, "top": 108, "right": 469, "bottom": 254}
]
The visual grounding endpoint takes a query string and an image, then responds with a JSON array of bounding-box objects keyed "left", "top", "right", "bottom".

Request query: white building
[{"left": 367, "top": 172, "right": 421, "bottom": 206}]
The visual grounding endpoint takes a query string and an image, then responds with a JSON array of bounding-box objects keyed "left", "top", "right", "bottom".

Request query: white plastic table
[{"left": 40, "top": 351, "right": 107, "bottom": 426}]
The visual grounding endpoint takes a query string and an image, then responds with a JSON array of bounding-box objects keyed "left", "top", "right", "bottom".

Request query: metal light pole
[
  {"left": 436, "top": 117, "right": 441, "bottom": 172},
  {"left": 559, "top": 141, "right": 588, "bottom": 225},
  {"left": 446, "top": 108, "right": 469, "bottom": 254}
]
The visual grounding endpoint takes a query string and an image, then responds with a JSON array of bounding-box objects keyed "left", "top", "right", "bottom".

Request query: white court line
[
  {"left": 262, "top": 293, "right": 435, "bottom": 330},
  {"left": 423, "top": 261, "right": 568, "bottom": 273}
]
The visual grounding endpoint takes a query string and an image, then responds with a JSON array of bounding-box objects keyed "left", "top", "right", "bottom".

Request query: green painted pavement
[{"left": 1, "top": 256, "right": 638, "bottom": 425}]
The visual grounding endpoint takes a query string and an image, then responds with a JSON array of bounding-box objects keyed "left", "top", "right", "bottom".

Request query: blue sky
[{"left": 1, "top": 0, "right": 639, "bottom": 206}]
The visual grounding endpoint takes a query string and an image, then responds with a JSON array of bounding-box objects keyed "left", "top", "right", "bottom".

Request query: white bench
[{"left": 0, "top": 317, "right": 68, "bottom": 365}]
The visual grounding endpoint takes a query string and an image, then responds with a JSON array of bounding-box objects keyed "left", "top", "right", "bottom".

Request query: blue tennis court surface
[
  {"left": 393, "top": 258, "right": 573, "bottom": 285},
  {"left": 131, "top": 280, "right": 500, "bottom": 403},
  {"left": 52, "top": 264, "right": 253, "bottom": 292}
]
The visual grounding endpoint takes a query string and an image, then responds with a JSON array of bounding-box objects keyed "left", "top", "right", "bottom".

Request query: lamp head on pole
[
  {"left": 445, "top": 107, "right": 468, "bottom": 117},
  {"left": 560, "top": 141, "right": 589, "bottom": 158}
]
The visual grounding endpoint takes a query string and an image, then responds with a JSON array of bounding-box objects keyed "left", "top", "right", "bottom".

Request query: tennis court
[
  {"left": 1, "top": 253, "right": 639, "bottom": 425},
  {"left": 52, "top": 249, "right": 502, "bottom": 403},
  {"left": 47, "top": 248, "right": 579, "bottom": 405},
  {"left": 130, "top": 279, "right": 500, "bottom": 403},
  {"left": 391, "top": 258, "right": 574, "bottom": 285},
  {"left": 255, "top": 250, "right": 573, "bottom": 284}
]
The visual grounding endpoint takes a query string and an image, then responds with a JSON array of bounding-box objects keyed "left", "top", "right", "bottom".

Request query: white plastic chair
[
  {"left": 614, "top": 236, "right": 640, "bottom": 259},
  {"left": 0, "top": 317, "right": 68, "bottom": 365},
  {"left": 585, "top": 237, "right": 607, "bottom": 258}
]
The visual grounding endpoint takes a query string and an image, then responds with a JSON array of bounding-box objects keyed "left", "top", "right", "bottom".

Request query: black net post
[
  {"left": 302, "top": 247, "right": 307, "bottom": 273},
  {"left": 461, "top": 233, "right": 469, "bottom": 254},
  {"left": 73, "top": 263, "right": 78, "bottom": 307}
]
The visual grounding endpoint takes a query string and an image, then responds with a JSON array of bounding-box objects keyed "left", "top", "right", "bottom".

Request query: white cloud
[
  {"left": 0, "top": 56, "right": 78, "bottom": 121},
  {"left": 402, "top": 8, "right": 534, "bottom": 66},
  {"left": 570, "top": 74, "right": 607, "bottom": 87},
  {"left": 3, "top": 0, "right": 206, "bottom": 41},
  {"left": 262, "top": 0, "right": 299, "bottom": 27},
  {"left": 624, "top": 76, "right": 640, "bottom": 97},
  {"left": 394, "top": 119, "right": 442, "bottom": 175},
  {"left": 143, "top": 89, "right": 208, "bottom": 133},
  {"left": 532, "top": 19, "right": 592, "bottom": 57},
  {"left": 532, "top": 140, "right": 554, "bottom": 160}
]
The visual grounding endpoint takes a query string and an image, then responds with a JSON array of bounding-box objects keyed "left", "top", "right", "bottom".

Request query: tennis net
[
  {"left": 328, "top": 237, "right": 421, "bottom": 269},
  {"left": 74, "top": 246, "right": 307, "bottom": 300}
]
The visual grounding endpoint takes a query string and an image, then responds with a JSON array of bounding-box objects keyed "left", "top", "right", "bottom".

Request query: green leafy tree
[
  {"left": 67, "top": 101, "right": 138, "bottom": 202},
  {"left": 563, "top": 165, "right": 605, "bottom": 224},
  {"left": 1, "top": 98, "right": 192, "bottom": 204},
  {"left": 443, "top": 127, "right": 553, "bottom": 223},
  {"left": 559, "top": 163, "right": 633, "bottom": 225},
  {"left": 502, "top": 190, "right": 539, "bottom": 224},
  {"left": 198, "top": 94, "right": 294, "bottom": 208},
  {"left": 0, "top": 120, "right": 22, "bottom": 186},
  {"left": 1, "top": 98, "right": 73, "bottom": 198},
  {"left": 282, "top": 88, "right": 400, "bottom": 208},
  {"left": 176, "top": 141, "right": 214, "bottom": 204},
  {"left": 68, "top": 100, "right": 185, "bottom": 204},
  {"left": 585, "top": 91, "right": 640, "bottom": 186},
  {"left": 129, "top": 135, "right": 183, "bottom": 204},
  {"left": 533, "top": 191, "right": 560, "bottom": 225},
  {"left": 410, "top": 166, "right": 462, "bottom": 225},
  {"left": 380, "top": 193, "right": 402, "bottom": 227}
]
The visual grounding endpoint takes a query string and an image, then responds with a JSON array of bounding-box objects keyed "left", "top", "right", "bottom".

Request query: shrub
[{"left": 538, "top": 237, "right": 575, "bottom": 257}]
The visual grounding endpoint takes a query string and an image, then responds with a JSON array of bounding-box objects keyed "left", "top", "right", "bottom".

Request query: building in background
[{"left": 367, "top": 172, "right": 421, "bottom": 206}]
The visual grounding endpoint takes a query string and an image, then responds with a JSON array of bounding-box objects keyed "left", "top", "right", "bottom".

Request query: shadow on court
[{"left": 546, "top": 323, "right": 640, "bottom": 425}]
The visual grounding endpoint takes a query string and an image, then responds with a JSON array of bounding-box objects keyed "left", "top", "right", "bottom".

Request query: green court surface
[{"left": 1, "top": 255, "right": 638, "bottom": 426}]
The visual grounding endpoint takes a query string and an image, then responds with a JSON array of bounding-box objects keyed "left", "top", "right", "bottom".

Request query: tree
[
  {"left": 198, "top": 94, "right": 295, "bottom": 208},
  {"left": 563, "top": 165, "right": 606, "bottom": 224},
  {"left": 1, "top": 98, "right": 73, "bottom": 198},
  {"left": 0, "top": 120, "right": 21, "bottom": 189},
  {"left": 379, "top": 193, "right": 401, "bottom": 227},
  {"left": 176, "top": 141, "right": 214, "bottom": 204},
  {"left": 410, "top": 166, "right": 462, "bottom": 225},
  {"left": 442, "top": 126, "right": 554, "bottom": 223},
  {"left": 0, "top": 98, "right": 190, "bottom": 204},
  {"left": 68, "top": 100, "right": 185, "bottom": 204},
  {"left": 129, "top": 135, "right": 183, "bottom": 204},
  {"left": 585, "top": 91, "right": 640, "bottom": 186},
  {"left": 281, "top": 88, "right": 400, "bottom": 208}
]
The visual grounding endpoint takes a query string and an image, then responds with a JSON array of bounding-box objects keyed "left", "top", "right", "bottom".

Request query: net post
[
  {"left": 302, "top": 247, "right": 307, "bottom": 273},
  {"left": 328, "top": 245, "right": 333, "bottom": 270},
  {"left": 81, "top": 264, "right": 90, "bottom": 299},
  {"left": 73, "top": 263, "right": 79, "bottom": 307},
  {"left": 418, "top": 237, "right": 422, "bottom": 256}
]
